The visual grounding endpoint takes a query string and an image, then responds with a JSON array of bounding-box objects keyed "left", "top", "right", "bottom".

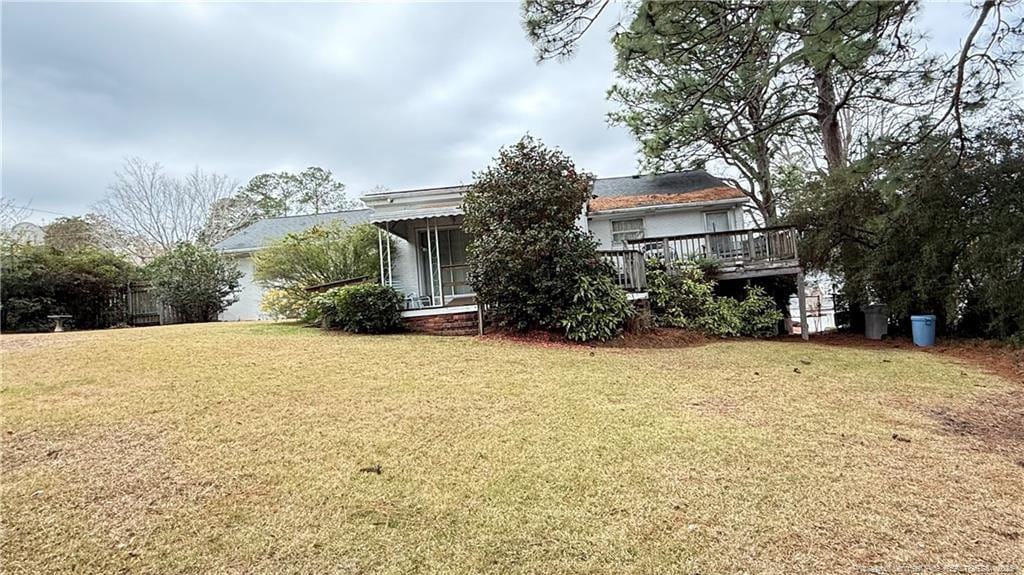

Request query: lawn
[{"left": 1, "top": 323, "right": 1021, "bottom": 574}]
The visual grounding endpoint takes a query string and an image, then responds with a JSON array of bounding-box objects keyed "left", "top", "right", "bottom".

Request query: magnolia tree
[{"left": 464, "top": 136, "right": 631, "bottom": 340}]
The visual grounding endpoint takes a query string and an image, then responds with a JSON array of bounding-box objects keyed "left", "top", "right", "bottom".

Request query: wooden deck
[
  {"left": 598, "top": 249, "right": 648, "bottom": 292},
  {"left": 626, "top": 226, "right": 809, "bottom": 340},
  {"left": 626, "top": 226, "right": 801, "bottom": 280}
]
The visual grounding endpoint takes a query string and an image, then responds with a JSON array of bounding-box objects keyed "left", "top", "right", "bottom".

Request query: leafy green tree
[
  {"left": 44, "top": 216, "right": 98, "bottom": 252},
  {"left": 241, "top": 167, "right": 354, "bottom": 217},
  {"left": 464, "top": 136, "right": 627, "bottom": 336},
  {"left": 524, "top": 0, "right": 1021, "bottom": 220},
  {"left": 252, "top": 223, "right": 383, "bottom": 319},
  {"left": 789, "top": 109, "right": 1024, "bottom": 338},
  {"left": 205, "top": 167, "right": 358, "bottom": 244},
  {"left": 146, "top": 243, "right": 242, "bottom": 323},
  {"left": 291, "top": 167, "right": 351, "bottom": 215},
  {"left": 1, "top": 243, "right": 137, "bottom": 331}
]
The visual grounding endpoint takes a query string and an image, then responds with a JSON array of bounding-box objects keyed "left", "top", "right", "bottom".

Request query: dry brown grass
[{"left": 2, "top": 323, "right": 1022, "bottom": 574}]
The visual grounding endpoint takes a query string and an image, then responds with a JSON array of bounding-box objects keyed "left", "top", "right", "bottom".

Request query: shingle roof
[
  {"left": 213, "top": 208, "right": 375, "bottom": 252},
  {"left": 589, "top": 170, "right": 746, "bottom": 212}
]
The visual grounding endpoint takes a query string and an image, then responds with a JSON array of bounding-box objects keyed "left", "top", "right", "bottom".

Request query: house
[
  {"left": 214, "top": 209, "right": 374, "bottom": 321},
  {"left": 361, "top": 170, "right": 807, "bottom": 336},
  {"left": 587, "top": 171, "right": 748, "bottom": 248},
  {"left": 216, "top": 169, "right": 808, "bottom": 338}
]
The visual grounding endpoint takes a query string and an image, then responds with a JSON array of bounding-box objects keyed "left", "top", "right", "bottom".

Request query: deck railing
[
  {"left": 626, "top": 226, "right": 799, "bottom": 268},
  {"left": 599, "top": 249, "right": 648, "bottom": 292}
]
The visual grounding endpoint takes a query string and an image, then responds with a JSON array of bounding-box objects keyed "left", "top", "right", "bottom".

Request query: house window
[
  {"left": 704, "top": 211, "right": 731, "bottom": 233},
  {"left": 611, "top": 218, "right": 644, "bottom": 247}
]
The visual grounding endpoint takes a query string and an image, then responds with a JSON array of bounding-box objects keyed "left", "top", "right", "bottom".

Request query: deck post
[{"left": 797, "top": 269, "right": 809, "bottom": 341}]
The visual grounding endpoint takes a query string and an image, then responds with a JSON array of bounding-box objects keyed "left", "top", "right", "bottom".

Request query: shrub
[
  {"left": 312, "top": 283, "right": 402, "bottom": 334},
  {"left": 146, "top": 243, "right": 242, "bottom": 323},
  {"left": 253, "top": 223, "right": 384, "bottom": 318},
  {"left": 1, "top": 242, "right": 137, "bottom": 331},
  {"left": 737, "top": 285, "right": 784, "bottom": 337},
  {"left": 647, "top": 257, "right": 782, "bottom": 337},
  {"left": 463, "top": 136, "right": 604, "bottom": 333},
  {"left": 561, "top": 269, "right": 634, "bottom": 342},
  {"left": 647, "top": 258, "right": 715, "bottom": 328},
  {"left": 260, "top": 288, "right": 312, "bottom": 321}
]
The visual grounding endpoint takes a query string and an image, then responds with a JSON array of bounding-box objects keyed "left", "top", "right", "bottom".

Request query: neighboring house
[
  {"left": 214, "top": 209, "right": 374, "bottom": 321},
  {"left": 361, "top": 170, "right": 806, "bottom": 336}
]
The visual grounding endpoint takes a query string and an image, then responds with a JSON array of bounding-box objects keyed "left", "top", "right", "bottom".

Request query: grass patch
[{"left": 2, "top": 323, "right": 1021, "bottom": 574}]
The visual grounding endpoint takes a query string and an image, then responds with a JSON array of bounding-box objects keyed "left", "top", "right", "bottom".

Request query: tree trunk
[{"left": 815, "top": 69, "right": 846, "bottom": 171}]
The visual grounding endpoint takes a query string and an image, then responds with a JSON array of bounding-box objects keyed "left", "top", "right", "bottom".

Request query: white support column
[
  {"left": 434, "top": 225, "right": 443, "bottom": 304},
  {"left": 385, "top": 224, "right": 393, "bottom": 286},
  {"left": 377, "top": 228, "right": 385, "bottom": 285},
  {"left": 797, "top": 269, "right": 809, "bottom": 341},
  {"left": 426, "top": 221, "right": 437, "bottom": 306}
]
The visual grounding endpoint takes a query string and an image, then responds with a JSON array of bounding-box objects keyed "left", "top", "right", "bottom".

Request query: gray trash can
[{"left": 862, "top": 304, "right": 889, "bottom": 340}]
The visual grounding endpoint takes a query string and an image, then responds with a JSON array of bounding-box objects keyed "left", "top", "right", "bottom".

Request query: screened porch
[{"left": 374, "top": 213, "right": 476, "bottom": 312}]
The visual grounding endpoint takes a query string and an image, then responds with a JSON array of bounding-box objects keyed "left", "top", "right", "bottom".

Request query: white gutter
[{"left": 216, "top": 247, "right": 258, "bottom": 256}]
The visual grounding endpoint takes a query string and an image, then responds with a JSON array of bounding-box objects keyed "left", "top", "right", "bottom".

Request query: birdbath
[{"left": 47, "top": 315, "right": 72, "bottom": 332}]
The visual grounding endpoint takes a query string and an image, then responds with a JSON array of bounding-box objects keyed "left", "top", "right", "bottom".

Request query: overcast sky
[{"left": 2, "top": 1, "right": 983, "bottom": 223}]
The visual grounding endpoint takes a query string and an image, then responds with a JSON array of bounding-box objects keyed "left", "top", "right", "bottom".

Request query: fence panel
[{"left": 126, "top": 281, "right": 182, "bottom": 326}]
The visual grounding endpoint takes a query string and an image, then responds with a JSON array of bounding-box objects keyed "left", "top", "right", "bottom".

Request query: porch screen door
[{"left": 418, "top": 227, "right": 472, "bottom": 306}]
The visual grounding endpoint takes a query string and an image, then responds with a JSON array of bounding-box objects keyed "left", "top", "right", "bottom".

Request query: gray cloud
[{"left": 1, "top": 1, "right": 978, "bottom": 222}]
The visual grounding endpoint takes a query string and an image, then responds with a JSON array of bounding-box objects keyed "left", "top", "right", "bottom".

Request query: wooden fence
[{"left": 124, "top": 281, "right": 182, "bottom": 326}]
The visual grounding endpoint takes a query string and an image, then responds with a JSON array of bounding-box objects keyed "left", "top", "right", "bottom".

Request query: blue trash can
[{"left": 911, "top": 315, "right": 936, "bottom": 347}]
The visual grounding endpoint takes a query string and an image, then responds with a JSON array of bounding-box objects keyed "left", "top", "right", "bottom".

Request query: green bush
[
  {"left": 312, "top": 283, "right": 403, "bottom": 334},
  {"left": 146, "top": 243, "right": 242, "bottom": 323},
  {"left": 647, "top": 258, "right": 715, "bottom": 327},
  {"left": 560, "top": 269, "right": 634, "bottom": 342},
  {"left": 1, "top": 242, "right": 137, "bottom": 331},
  {"left": 737, "top": 285, "right": 784, "bottom": 337},
  {"left": 647, "top": 258, "right": 782, "bottom": 337}
]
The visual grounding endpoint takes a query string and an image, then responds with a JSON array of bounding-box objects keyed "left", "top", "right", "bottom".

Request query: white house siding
[
  {"left": 385, "top": 236, "right": 420, "bottom": 303},
  {"left": 220, "top": 254, "right": 267, "bottom": 321},
  {"left": 589, "top": 204, "right": 745, "bottom": 249}
]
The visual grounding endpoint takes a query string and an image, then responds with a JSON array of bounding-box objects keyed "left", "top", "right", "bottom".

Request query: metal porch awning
[{"left": 370, "top": 206, "right": 463, "bottom": 224}]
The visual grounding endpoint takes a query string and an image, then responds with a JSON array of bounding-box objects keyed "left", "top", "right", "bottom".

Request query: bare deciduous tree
[
  {"left": 0, "top": 198, "right": 31, "bottom": 233},
  {"left": 96, "top": 157, "right": 236, "bottom": 257}
]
